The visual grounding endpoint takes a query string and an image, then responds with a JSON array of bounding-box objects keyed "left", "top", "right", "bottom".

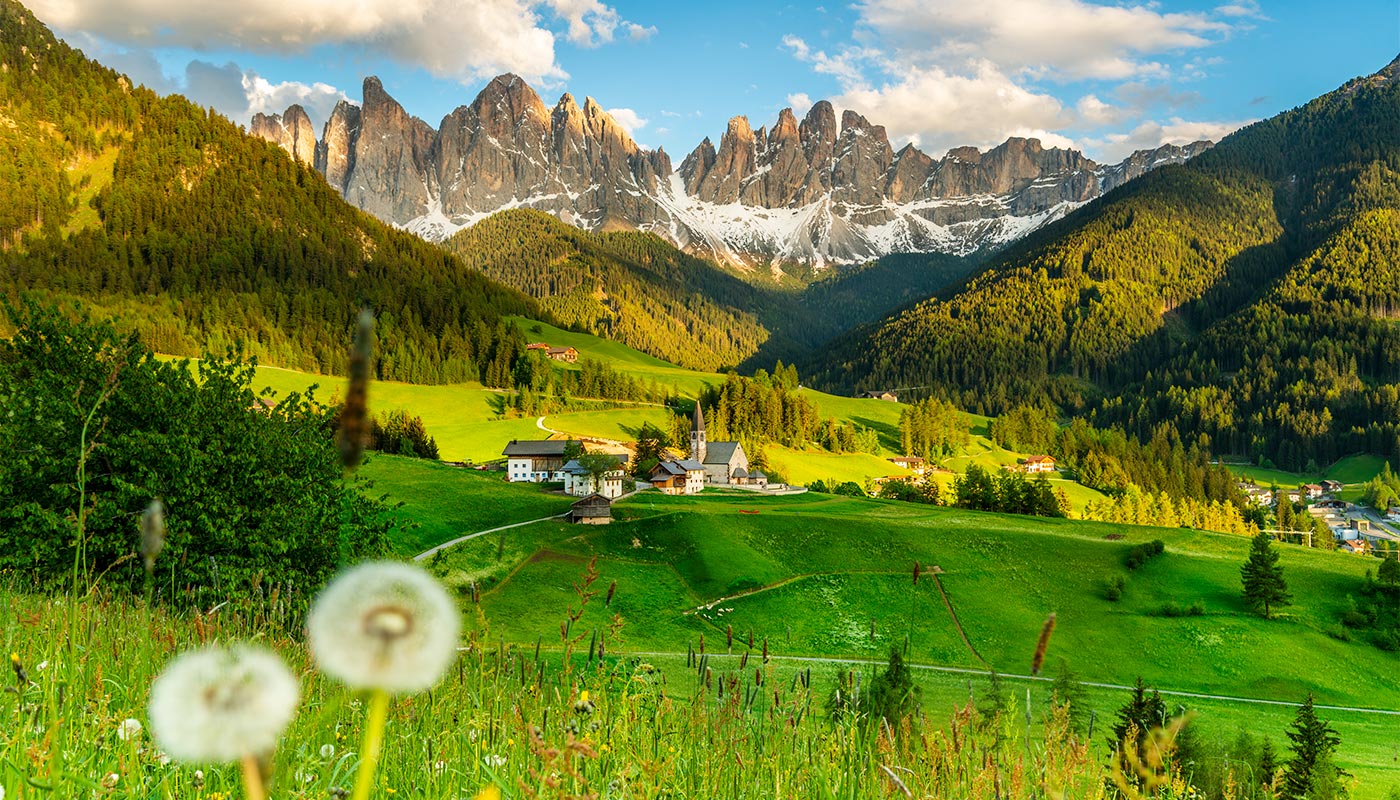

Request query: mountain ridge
[
  {"left": 812, "top": 53, "right": 1400, "bottom": 472},
  {"left": 249, "top": 74, "right": 1211, "bottom": 270}
]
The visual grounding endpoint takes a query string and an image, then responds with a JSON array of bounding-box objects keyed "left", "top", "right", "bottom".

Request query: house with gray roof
[{"left": 502, "top": 439, "right": 573, "bottom": 483}]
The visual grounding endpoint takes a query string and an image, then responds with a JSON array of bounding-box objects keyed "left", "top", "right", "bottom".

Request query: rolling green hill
[
  {"left": 818, "top": 56, "right": 1400, "bottom": 473},
  {"left": 401, "top": 482, "right": 1400, "bottom": 793}
]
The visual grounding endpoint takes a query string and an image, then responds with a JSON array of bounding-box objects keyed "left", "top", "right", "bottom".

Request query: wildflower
[
  {"left": 148, "top": 645, "right": 299, "bottom": 763},
  {"left": 117, "top": 718, "right": 143, "bottom": 742},
  {"left": 10, "top": 652, "right": 27, "bottom": 686},
  {"left": 154, "top": 752, "right": 172, "bottom": 766},
  {"left": 573, "top": 690, "right": 595, "bottom": 715},
  {"left": 433, "top": 760, "right": 447, "bottom": 776},
  {"left": 476, "top": 787, "right": 502, "bottom": 800},
  {"left": 193, "top": 770, "right": 205, "bottom": 790},
  {"left": 320, "top": 743, "right": 336, "bottom": 760},
  {"left": 1, "top": 783, "right": 5, "bottom": 800},
  {"left": 307, "top": 561, "right": 459, "bottom": 693},
  {"left": 484, "top": 754, "right": 507, "bottom": 769},
  {"left": 102, "top": 773, "right": 119, "bottom": 789}
]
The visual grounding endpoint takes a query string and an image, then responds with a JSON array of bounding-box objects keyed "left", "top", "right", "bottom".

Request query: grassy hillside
[
  {"left": 360, "top": 456, "right": 573, "bottom": 556},
  {"left": 401, "top": 486, "right": 1400, "bottom": 793}
]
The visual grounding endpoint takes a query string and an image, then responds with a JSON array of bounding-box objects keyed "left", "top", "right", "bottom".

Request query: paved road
[
  {"left": 624, "top": 650, "right": 1400, "bottom": 717},
  {"left": 413, "top": 513, "right": 569, "bottom": 562}
]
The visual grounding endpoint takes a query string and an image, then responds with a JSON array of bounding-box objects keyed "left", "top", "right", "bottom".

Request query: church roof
[
  {"left": 732, "top": 467, "right": 749, "bottom": 479},
  {"left": 692, "top": 403, "right": 706, "bottom": 434},
  {"left": 703, "top": 441, "right": 743, "bottom": 465}
]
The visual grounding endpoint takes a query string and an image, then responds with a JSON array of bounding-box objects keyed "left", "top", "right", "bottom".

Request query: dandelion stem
[
  {"left": 351, "top": 688, "right": 391, "bottom": 800},
  {"left": 241, "top": 753, "right": 267, "bottom": 800}
]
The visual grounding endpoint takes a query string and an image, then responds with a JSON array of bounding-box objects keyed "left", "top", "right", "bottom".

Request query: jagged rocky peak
[
  {"left": 249, "top": 70, "right": 1214, "bottom": 266},
  {"left": 250, "top": 104, "right": 317, "bottom": 164},
  {"left": 688, "top": 115, "right": 757, "bottom": 204}
]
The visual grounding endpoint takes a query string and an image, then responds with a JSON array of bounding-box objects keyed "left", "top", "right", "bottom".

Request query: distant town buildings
[
  {"left": 888, "top": 456, "right": 926, "bottom": 475},
  {"left": 562, "top": 455, "right": 628, "bottom": 499},
  {"left": 1022, "top": 455, "right": 1057, "bottom": 474},
  {"left": 570, "top": 494, "right": 612, "bottom": 525},
  {"left": 860, "top": 390, "right": 899, "bottom": 402}
]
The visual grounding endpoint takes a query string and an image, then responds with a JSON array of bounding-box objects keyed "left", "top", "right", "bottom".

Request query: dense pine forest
[
  {"left": 0, "top": 0, "right": 544, "bottom": 385},
  {"left": 819, "top": 58, "right": 1400, "bottom": 471}
]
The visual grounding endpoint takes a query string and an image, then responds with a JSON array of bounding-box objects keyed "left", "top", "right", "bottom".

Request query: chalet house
[
  {"left": 526, "top": 342, "right": 550, "bottom": 351},
  {"left": 861, "top": 390, "right": 899, "bottom": 402},
  {"left": 502, "top": 440, "right": 572, "bottom": 482},
  {"left": 689, "top": 405, "right": 750, "bottom": 485},
  {"left": 570, "top": 494, "right": 612, "bottom": 525},
  {"left": 889, "top": 456, "right": 926, "bottom": 474},
  {"left": 562, "top": 455, "right": 628, "bottom": 499},
  {"left": 547, "top": 346, "right": 579, "bottom": 363},
  {"left": 1302, "top": 484, "right": 1325, "bottom": 500},
  {"left": 1321, "top": 479, "right": 1344, "bottom": 494},
  {"left": 1023, "top": 455, "right": 1057, "bottom": 474},
  {"left": 649, "top": 458, "right": 707, "bottom": 495}
]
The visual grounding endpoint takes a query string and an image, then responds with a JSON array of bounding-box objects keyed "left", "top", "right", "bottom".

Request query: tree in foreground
[
  {"left": 1241, "top": 531, "right": 1291, "bottom": 618},
  {"left": 864, "top": 646, "right": 921, "bottom": 729},
  {"left": 1281, "top": 694, "right": 1347, "bottom": 800},
  {"left": 0, "top": 301, "right": 393, "bottom": 599}
]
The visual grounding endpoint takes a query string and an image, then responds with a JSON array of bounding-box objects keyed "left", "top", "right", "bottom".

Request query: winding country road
[{"left": 413, "top": 513, "right": 570, "bottom": 562}]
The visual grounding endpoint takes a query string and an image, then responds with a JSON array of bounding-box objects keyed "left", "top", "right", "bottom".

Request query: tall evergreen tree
[
  {"left": 1281, "top": 695, "right": 1346, "bottom": 800},
  {"left": 1241, "top": 531, "right": 1291, "bottom": 619}
]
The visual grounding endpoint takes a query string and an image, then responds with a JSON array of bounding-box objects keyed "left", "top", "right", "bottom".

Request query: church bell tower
[{"left": 690, "top": 403, "right": 707, "bottom": 463}]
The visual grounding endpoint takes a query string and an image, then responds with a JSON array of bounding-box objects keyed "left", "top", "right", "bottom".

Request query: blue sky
[{"left": 33, "top": 0, "right": 1400, "bottom": 162}]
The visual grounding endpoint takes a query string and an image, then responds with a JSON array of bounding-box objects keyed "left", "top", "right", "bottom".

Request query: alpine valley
[
  {"left": 250, "top": 74, "right": 1211, "bottom": 269},
  {"left": 6, "top": 1, "right": 1400, "bottom": 798}
]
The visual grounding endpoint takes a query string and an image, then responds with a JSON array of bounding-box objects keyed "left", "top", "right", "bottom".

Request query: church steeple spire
[{"left": 690, "top": 403, "right": 707, "bottom": 462}]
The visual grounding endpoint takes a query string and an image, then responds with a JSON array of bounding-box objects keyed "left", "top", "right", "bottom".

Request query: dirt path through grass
[{"left": 930, "top": 571, "right": 989, "bottom": 667}]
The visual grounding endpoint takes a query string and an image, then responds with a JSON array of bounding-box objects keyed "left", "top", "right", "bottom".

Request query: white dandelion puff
[
  {"left": 484, "top": 754, "right": 506, "bottom": 769},
  {"left": 117, "top": 718, "right": 143, "bottom": 741},
  {"left": 148, "top": 646, "right": 299, "bottom": 763},
  {"left": 307, "top": 561, "right": 459, "bottom": 693},
  {"left": 320, "top": 743, "right": 336, "bottom": 760}
]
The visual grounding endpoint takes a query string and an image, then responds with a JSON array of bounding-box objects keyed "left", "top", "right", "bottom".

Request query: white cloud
[
  {"left": 781, "top": 35, "right": 874, "bottom": 86},
  {"left": 30, "top": 0, "right": 653, "bottom": 85},
  {"left": 605, "top": 107, "right": 648, "bottom": 136},
  {"left": 786, "top": 92, "right": 813, "bottom": 117},
  {"left": 852, "top": 0, "right": 1231, "bottom": 81},
  {"left": 243, "top": 75, "right": 347, "bottom": 129},
  {"left": 834, "top": 61, "right": 1068, "bottom": 154},
  {"left": 546, "top": 0, "right": 618, "bottom": 46},
  {"left": 1085, "top": 116, "right": 1251, "bottom": 161},
  {"left": 624, "top": 22, "right": 657, "bottom": 41}
]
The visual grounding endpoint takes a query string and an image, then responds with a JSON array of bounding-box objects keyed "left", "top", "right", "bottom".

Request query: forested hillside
[
  {"left": 442, "top": 210, "right": 977, "bottom": 372},
  {"left": 0, "top": 0, "right": 542, "bottom": 384},
  {"left": 820, "top": 57, "right": 1400, "bottom": 470}
]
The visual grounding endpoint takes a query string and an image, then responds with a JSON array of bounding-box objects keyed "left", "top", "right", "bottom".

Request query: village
[{"left": 1238, "top": 479, "right": 1400, "bottom": 553}]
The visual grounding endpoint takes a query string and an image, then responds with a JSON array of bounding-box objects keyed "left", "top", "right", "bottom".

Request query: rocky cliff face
[
  {"left": 252, "top": 74, "right": 1211, "bottom": 269},
  {"left": 250, "top": 104, "right": 316, "bottom": 165}
]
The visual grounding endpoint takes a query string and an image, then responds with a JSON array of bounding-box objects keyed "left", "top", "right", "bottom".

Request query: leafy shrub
[
  {"left": 1105, "top": 575, "right": 1127, "bottom": 602},
  {"left": 1125, "top": 540, "right": 1167, "bottom": 570},
  {"left": 1324, "top": 625, "right": 1353, "bottom": 642}
]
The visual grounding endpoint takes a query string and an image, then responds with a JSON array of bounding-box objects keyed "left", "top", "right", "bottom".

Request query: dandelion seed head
[
  {"left": 307, "top": 561, "right": 459, "bottom": 693},
  {"left": 320, "top": 743, "right": 336, "bottom": 760},
  {"left": 117, "top": 718, "right": 143, "bottom": 741},
  {"left": 148, "top": 646, "right": 299, "bottom": 763}
]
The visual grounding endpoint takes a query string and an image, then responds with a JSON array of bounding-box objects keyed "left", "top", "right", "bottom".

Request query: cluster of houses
[
  {"left": 1241, "top": 480, "right": 1343, "bottom": 506},
  {"left": 1238, "top": 478, "right": 1400, "bottom": 553},
  {"left": 501, "top": 405, "right": 772, "bottom": 524}
]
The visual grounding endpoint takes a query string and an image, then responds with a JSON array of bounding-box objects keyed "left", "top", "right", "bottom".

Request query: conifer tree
[
  {"left": 1241, "top": 531, "right": 1291, "bottom": 619},
  {"left": 1281, "top": 695, "right": 1346, "bottom": 800}
]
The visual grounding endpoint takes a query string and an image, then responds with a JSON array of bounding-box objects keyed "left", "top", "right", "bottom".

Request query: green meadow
[{"left": 387, "top": 471, "right": 1400, "bottom": 793}]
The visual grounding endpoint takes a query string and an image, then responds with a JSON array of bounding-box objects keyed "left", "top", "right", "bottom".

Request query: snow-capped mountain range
[{"left": 250, "top": 74, "right": 1211, "bottom": 270}]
